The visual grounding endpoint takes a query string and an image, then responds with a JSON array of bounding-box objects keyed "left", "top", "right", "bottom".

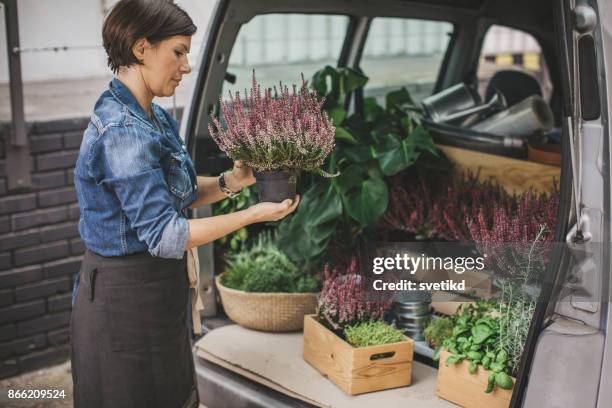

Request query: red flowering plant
[
  {"left": 208, "top": 71, "right": 336, "bottom": 176},
  {"left": 384, "top": 171, "right": 559, "bottom": 280},
  {"left": 317, "top": 257, "right": 393, "bottom": 333},
  {"left": 467, "top": 186, "right": 559, "bottom": 281}
]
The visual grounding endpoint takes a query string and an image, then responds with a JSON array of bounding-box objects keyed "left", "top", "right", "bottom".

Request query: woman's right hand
[{"left": 247, "top": 195, "right": 300, "bottom": 223}]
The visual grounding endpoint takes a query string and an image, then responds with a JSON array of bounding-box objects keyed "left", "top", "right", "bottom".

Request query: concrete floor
[
  {"left": 0, "top": 359, "right": 207, "bottom": 408},
  {"left": 0, "top": 359, "right": 72, "bottom": 408}
]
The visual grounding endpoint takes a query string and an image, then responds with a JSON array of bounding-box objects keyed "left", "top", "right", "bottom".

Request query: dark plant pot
[{"left": 253, "top": 170, "right": 298, "bottom": 203}]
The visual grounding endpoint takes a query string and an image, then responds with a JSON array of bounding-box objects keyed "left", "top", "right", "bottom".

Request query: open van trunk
[{"left": 181, "top": 0, "right": 611, "bottom": 406}]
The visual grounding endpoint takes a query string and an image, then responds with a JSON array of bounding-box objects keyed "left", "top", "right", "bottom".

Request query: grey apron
[{"left": 70, "top": 249, "right": 199, "bottom": 408}]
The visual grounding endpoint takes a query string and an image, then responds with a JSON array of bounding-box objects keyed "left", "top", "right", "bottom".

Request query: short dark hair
[{"left": 102, "top": 0, "right": 197, "bottom": 73}]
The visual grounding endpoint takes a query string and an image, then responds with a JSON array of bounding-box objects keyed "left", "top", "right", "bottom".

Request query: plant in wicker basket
[
  {"left": 208, "top": 71, "right": 337, "bottom": 203},
  {"left": 222, "top": 230, "right": 319, "bottom": 293},
  {"left": 216, "top": 231, "right": 320, "bottom": 332}
]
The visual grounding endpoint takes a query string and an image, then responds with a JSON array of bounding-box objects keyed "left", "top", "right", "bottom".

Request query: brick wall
[
  {"left": 0, "top": 117, "right": 90, "bottom": 379},
  {"left": 0, "top": 107, "right": 187, "bottom": 379}
]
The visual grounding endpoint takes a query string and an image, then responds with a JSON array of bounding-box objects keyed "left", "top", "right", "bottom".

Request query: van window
[
  {"left": 477, "top": 25, "right": 553, "bottom": 103},
  {"left": 224, "top": 14, "right": 350, "bottom": 99},
  {"left": 360, "top": 18, "right": 454, "bottom": 103}
]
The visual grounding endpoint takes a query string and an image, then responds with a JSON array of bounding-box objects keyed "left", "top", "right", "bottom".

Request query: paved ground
[
  {"left": 0, "top": 359, "right": 207, "bottom": 407},
  {"left": 0, "top": 359, "right": 72, "bottom": 408}
]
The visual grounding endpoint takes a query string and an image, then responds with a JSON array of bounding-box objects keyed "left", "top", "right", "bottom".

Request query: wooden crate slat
[{"left": 438, "top": 145, "right": 560, "bottom": 194}]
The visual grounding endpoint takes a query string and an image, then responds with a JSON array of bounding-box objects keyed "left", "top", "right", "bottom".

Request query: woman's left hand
[{"left": 227, "top": 160, "right": 256, "bottom": 191}]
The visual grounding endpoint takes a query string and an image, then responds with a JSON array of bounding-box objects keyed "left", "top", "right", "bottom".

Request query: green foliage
[
  {"left": 221, "top": 231, "right": 320, "bottom": 293},
  {"left": 278, "top": 65, "right": 438, "bottom": 269},
  {"left": 344, "top": 321, "right": 405, "bottom": 348},
  {"left": 498, "top": 226, "right": 545, "bottom": 375},
  {"left": 213, "top": 187, "right": 257, "bottom": 254},
  {"left": 434, "top": 301, "right": 515, "bottom": 393},
  {"left": 423, "top": 316, "right": 454, "bottom": 349}
]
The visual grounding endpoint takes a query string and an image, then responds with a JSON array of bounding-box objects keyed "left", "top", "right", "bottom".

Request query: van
[{"left": 180, "top": 1, "right": 611, "bottom": 407}]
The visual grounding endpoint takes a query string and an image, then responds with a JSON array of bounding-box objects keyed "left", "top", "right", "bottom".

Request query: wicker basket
[{"left": 215, "top": 274, "right": 319, "bottom": 332}]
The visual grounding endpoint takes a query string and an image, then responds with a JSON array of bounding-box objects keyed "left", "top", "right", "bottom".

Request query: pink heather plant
[
  {"left": 317, "top": 257, "right": 393, "bottom": 332},
  {"left": 384, "top": 171, "right": 559, "bottom": 279},
  {"left": 208, "top": 71, "right": 336, "bottom": 175}
]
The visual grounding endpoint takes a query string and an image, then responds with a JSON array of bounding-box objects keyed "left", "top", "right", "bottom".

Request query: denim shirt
[{"left": 74, "top": 77, "right": 198, "bottom": 261}]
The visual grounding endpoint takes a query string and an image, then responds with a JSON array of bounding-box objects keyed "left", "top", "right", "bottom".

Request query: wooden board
[
  {"left": 438, "top": 144, "right": 560, "bottom": 194},
  {"left": 430, "top": 291, "right": 476, "bottom": 316},
  {"left": 195, "top": 324, "right": 457, "bottom": 408},
  {"left": 437, "top": 350, "right": 514, "bottom": 408},
  {"left": 303, "top": 315, "right": 414, "bottom": 395}
]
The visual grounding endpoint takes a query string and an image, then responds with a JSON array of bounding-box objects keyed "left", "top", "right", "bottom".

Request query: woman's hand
[
  {"left": 247, "top": 196, "right": 300, "bottom": 223},
  {"left": 225, "top": 160, "right": 256, "bottom": 192}
]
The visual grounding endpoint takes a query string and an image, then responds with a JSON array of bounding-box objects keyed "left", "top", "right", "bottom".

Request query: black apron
[{"left": 70, "top": 249, "right": 199, "bottom": 408}]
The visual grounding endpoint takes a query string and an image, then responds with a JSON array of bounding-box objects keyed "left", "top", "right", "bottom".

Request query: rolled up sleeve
[{"left": 96, "top": 125, "right": 189, "bottom": 259}]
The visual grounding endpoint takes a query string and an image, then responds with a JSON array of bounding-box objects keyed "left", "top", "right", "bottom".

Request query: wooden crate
[
  {"left": 302, "top": 314, "right": 414, "bottom": 395},
  {"left": 438, "top": 144, "right": 560, "bottom": 194},
  {"left": 437, "top": 350, "right": 515, "bottom": 408}
]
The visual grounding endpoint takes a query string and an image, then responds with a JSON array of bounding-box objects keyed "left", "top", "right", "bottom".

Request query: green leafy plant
[
  {"left": 213, "top": 186, "right": 258, "bottom": 253},
  {"left": 435, "top": 301, "right": 515, "bottom": 393},
  {"left": 423, "top": 316, "right": 454, "bottom": 349},
  {"left": 278, "top": 66, "right": 438, "bottom": 270},
  {"left": 344, "top": 321, "right": 405, "bottom": 348},
  {"left": 221, "top": 231, "right": 320, "bottom": 293},
  {"left": 497, "top": 226, "right": 547, "bottom": 375}
]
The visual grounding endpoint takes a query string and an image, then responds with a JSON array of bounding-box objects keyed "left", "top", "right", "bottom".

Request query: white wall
[
  {"left": 0, "top": 2, "right": 539, "bottom": 84},
  {"left": 0, "top": 0, "right": 215, "bottom": 83}
]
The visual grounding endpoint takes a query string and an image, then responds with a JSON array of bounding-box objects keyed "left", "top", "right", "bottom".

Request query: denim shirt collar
[{"left": 109, "top": 77, "right": 155, "bottom": 129}]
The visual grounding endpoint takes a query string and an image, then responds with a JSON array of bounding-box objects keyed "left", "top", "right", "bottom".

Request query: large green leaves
[
  {"left": 278, "top": 66, "right": 438, "bottom": 268},
  {"left": 374, "top": 132, "right": 418, "bottom": 176},
  {"left": 385, "top": 87, "right": 415, "bottom": 111},
  {"left": 311, "top": 65, "right": 368, "bottom": 99},
  {"left": 277, "top": 181, "right": 342, "bottom": 268},
  {"left": 374, "top": 125, "right": 438, "bottom": 175},
  {"left": 335, "top": 164, "right": 389, "bottom": 227},
  {"left": 344, "top": 177, "right": 388, "bottom": 227},
  {"left": 335, "top": 127, "right": 359, "bottom": 146}
]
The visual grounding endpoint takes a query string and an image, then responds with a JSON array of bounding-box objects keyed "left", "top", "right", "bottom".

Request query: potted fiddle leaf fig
[{"left": 208, "top": 71, "right": 337, "bottom": 203}]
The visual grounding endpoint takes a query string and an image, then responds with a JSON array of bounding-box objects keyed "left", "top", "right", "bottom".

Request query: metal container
[
  {"left": 422, "top": 83, "right": 481, "bottom": 124},
  {"left": 395, "top": 316, "right": 430, "bottom": 341},
  {"left": 394, "top": 302, "right": 431, "bottom": 316},
  {"left": 392, "top": 291, "right": 432, "bottom": 341},
  {"left": 470, "top": 95, "right": 554, "bottom": 137}
]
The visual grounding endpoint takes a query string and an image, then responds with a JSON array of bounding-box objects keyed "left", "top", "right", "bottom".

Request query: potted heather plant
[
  {"left": 384, "top": 171, "right": 559, "bottom": 299},
  {"left": 208, "top": 71, "right": 336, "bottom": 203},
  {"left": 303, "top": 257, "right": 415, "bottom": 395}
]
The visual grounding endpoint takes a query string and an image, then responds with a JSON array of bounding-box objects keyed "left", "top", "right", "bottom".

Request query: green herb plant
[
  {"left": 344, "top": 321, "right": 405, "bottom": 348},
  {"left": 434, "top": 301, "right": 514, "bottom": 393},
  {"left": 423, "top": 316, "right": 454, "bottom": 350},
  {"left": 221, "top": 230, "right": 320, "bottom": 293},
  {"left": 498, "top": 226, "right": 547, "bottom": 375}
]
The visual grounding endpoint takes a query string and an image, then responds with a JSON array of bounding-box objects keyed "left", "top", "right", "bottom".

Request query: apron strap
[{"left": 186, "top": 247, "right": 204, "bottom": 335}]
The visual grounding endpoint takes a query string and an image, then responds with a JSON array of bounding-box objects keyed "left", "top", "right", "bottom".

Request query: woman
[{"left": 70, "top": 1, "right": 299, "bottom": 407}]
